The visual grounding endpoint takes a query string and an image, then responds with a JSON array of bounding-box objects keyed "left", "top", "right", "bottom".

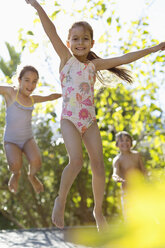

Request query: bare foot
[
  {"left": 8, "top": 172, "right": 21, "bottom": 194},
  {"left": 28, "top": 174, "right": 44, "bottom": 194},
  {"left": 93, "top": 209, "right": 108, "bottom": 232},
  {"left": 52, "top": 196, "right": 65, "bottom": 229}
]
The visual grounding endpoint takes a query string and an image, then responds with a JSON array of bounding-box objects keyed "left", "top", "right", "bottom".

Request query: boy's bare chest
[{"left": 119, "top": 154, "right": 139, "bottom": 173}]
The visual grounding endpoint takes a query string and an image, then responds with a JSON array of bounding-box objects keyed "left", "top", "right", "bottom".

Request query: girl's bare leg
[
  {"left": 83, "top": 122, "right": 107, "bottom": 231},
  {"left": 52, "top": 119, "right": 83, "bottom": 229},
  {"left": 24, "top": 138, "right": 44, "bottom": 194},
  {"left": 4, "top": 143, "right": 22, "bottom": 194}
]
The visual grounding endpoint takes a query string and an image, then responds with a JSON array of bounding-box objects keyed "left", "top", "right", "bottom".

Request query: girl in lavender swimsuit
[
  {"left": 1, "top": 65, "right": 61, "bottom": 194},
  {"left": 25, "top": 0, "right": 165, "bottom": 231}
]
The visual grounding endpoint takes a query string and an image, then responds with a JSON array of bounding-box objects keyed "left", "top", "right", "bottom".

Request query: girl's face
[
  {"left": 117, "top": 135, "right": 132, "bottom": 152},
  {"left": 18, "top": 71, "right": 38, "bottom": 96},
  {"left": 67, "top": 26, "right": 94, "bottom": 59}
]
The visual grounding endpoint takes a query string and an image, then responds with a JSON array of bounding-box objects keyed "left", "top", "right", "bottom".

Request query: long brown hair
[
  {"left": 68, "top": 21, "right": 133, "bottom": 84},
  {"left": 18, "top": 65, "right": 39, "bottom": 80}
]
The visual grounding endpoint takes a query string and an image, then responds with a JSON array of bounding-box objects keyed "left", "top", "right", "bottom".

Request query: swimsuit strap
[
  {"left": 31, "top": 95, "right": 34, "bottom": 105},
  {"left": 16, "top": 88, "right": 19, "bottom": 100},
  {"left": 16, "top": 89, "right": 34, "bottom": 107}
]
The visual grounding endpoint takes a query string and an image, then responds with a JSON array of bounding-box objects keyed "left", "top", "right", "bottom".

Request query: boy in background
[{"left": 112, "top": 131, "right": 146, "bottom": 217}]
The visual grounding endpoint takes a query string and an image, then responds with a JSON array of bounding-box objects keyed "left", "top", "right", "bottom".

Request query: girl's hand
[
  {"left": 152, "top": 42, "right": 165, "bottom": 52},
  {"left": 25, "top": 0, "right": 38, "bottom": 7},
  {"left": 159, "top": 42, "right": 165, "bottom": 51}
]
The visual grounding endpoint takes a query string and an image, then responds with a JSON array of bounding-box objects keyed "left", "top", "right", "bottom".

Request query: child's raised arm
[
  {"left": 0, "top": 86, "right": 15, "bottom": 106},
  {"left": 0, "top": 85, "right": 13, "bottom": 97},
  {"left": 94, "top": 42, "right": 165, "bottom": 71},
  {"left": 25, "top": 0, "right": 71, "bottom": 66},
  {"left": 0, "top": 86, "right": 9, "bottom": 96}
]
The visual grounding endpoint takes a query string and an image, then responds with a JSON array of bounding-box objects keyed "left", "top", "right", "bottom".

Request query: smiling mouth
[
  {"left": 76, "top": 47, "right": 85, "bottom": 50},
  {"left": 26, "top": 89, "right": 33, "bottom": 92}
]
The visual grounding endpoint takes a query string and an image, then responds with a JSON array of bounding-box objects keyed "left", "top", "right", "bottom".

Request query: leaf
[
  {"left": 27, "top": 31, "right": 34, "bottom": 36},
  {"left": 107, "top": 17, "right": 112, "bottom": 25}
]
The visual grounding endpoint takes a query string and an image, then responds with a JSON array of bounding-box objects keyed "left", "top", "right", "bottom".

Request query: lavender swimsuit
[{"left": 4, "top": 93, "right": 34, "bottom": 150}]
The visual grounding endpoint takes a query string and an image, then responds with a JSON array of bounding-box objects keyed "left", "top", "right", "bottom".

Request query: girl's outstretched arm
[
  {"left": 0, "top": 86, "right": 15, "bottom": 106},
  {"left": 25, "top": 0, "right": 71, "bottom": 66},
  {"left": 94, "top": 42, "right": 165, "bottom": 71},
  {"left": 0, "top": 86, "right": 9, "bottom": 96},
  {"left": 33, "top": 93, "right": 62, "bottom": 103},
  {"left": 0, "top": 86, "right": 13, "bottom": 97}
]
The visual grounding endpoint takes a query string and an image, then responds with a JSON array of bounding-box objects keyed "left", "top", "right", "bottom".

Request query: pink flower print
[
  {"left": 67, "top": 87, "right": 74, "bottom": 94},
  {"left": 77, "top": 122, "right": 83, "bottom": 127},
  {"left": 79, "top": 108, "right": 89, "bottom": 120},
  {"left": 76, "top": 94, "right": 92, "bottom": 106},
  {"left": 77, "top": 71, "right": 82, "bottom": 76},
  {"left": 67, "top": 111, "right": 72, "bottom": 117},
  {"left": 62, "top": 107, "right": 67, "bottom": 116},
  {"left": 82, "top": 96, "right": 92, "bottom": 106}
]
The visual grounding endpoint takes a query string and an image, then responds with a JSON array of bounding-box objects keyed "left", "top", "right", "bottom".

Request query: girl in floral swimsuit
[
  {"left": 26, "top": 0, "right": 165, "bottom": 231},
  {"left": 61, "top": 56, "right": 96, "bottom": 135}
]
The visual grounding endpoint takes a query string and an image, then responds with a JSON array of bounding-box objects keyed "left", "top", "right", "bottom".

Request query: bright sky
[
  {"left": 0, "top": 0, "right": 164, "bottom": 51},
  {"left": 0, "top": 0, "right": 164, "bottom": 39},
  {"left": 0, "top": 0, "right": 165, "bottom": 109}
]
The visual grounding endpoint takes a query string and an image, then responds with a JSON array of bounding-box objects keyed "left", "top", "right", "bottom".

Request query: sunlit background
[
  {"left": 0, "top": 0, "right": 164, "bottom": 87},
  {"left": 0, "top": 0, "right": 165, "bottom": 116},
  {"left": 0, "top": 2, "right": 165, "bottom": 246}
]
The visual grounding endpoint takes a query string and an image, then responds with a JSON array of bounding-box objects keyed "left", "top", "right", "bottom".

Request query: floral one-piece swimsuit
[{"left": 60, "top": 56, "right": 96, "bottom": 135}]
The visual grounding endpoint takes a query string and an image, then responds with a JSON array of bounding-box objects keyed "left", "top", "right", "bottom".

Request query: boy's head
[{"left": 115, "top": 131, "right": 133, "bottom": 147}]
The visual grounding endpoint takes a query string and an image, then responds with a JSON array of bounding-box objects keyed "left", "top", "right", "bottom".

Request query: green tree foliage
[
  {"left": 0, "top": 0, "right": 165, "bottom": 229},
  {"left": 0, "top": 42, "right": 21, "bottom": 78}
]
